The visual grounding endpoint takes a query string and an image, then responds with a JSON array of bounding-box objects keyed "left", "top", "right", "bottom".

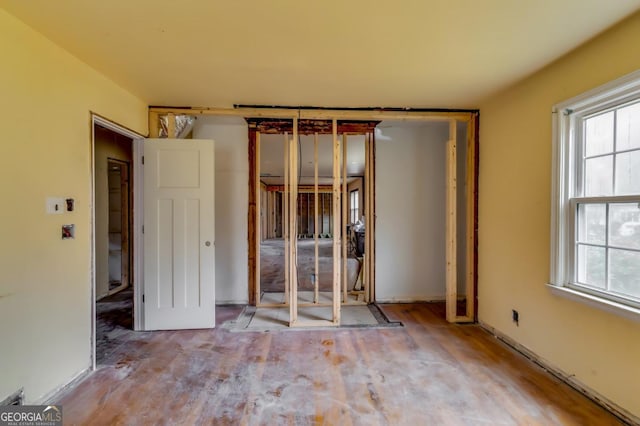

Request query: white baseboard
[
  {"left": 376, "top": 296, "right": 445, "bottom": 303},
  {"left": 375, "top": 296, "right": 467, "bottom": 303},
  {"left": 479, "top": 321, "right": 639, "bottom": 425},
  {"left": 37, "top": 367, "right": 91, "bottom": 405},
  {"left": 216, "top": 299, "right": 248, "bottom": 305}
]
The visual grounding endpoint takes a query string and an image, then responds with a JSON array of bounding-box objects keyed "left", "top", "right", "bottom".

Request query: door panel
[{"left": 143, "top": 138, "right": 215, "bottom": 330}]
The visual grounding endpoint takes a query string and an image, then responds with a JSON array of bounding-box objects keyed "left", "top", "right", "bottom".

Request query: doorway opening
[
  {"left": 248, "top": 119, "right": 377, "bottom": 326},
  {"left": 91, "top": 115, "right": 144, "bottom": 367},
  {"left": 107, "top": 158, "right": 131, "bottom": 294},
  {"left": 258, "top": 133, "right": 367, "bottom": 306}
]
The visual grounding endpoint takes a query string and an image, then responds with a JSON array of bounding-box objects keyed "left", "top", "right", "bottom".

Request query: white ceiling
[{"left": 2, "top": 1, "right": 639, "bottom": 108}]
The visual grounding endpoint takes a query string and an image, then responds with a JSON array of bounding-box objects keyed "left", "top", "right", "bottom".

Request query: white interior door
[{"left": 143, "top": 138, "right": 215, "bottom": 330}]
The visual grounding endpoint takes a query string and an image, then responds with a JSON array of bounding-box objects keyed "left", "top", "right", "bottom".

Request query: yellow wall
[
  {"left": 479, "top": 11, "right": 640, "bottom": 417},
  {"left": 0, "top": 9, "right": 147, "bottom": 403}
]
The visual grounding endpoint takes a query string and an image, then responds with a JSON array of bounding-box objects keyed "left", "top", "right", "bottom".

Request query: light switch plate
[{"left": 46, "top": 197, "right": 65, "bottom": 214}]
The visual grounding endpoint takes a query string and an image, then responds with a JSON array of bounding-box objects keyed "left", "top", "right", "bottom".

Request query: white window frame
[
  {"left": 350, "top": 189, "right": 359, "bottom": 224},
  {"left": 550, "top": 69, "right": 640, "bottom": 320}
]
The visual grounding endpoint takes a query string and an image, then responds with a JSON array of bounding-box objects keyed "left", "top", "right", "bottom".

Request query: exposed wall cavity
[{"left": 159, "top": 114, "right": 196, "bottom": 138}]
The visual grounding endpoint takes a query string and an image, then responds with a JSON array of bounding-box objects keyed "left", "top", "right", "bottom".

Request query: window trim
[
  {"left": 569, "top": 196, "right": 640, "bottom": 310},
  {"left": 550, "top": 69, "right": 640, "bottom": 316},
  {"left": 349, "top": 189, "right": 359, "bottom": 224},
  {"left": 547, "top": 284, "right": 640, "bottom": 322}
]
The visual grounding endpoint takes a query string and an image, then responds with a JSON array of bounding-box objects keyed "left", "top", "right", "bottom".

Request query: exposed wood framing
[
  {"left": 258, "top": 301, "right": 333, "bottom": 309},
  {"left": 267, "top": 190, "right": 276, "bottom": 239},
  {"left": 465, "top": 117, "right": 477, "bottom": 321},
  {"left": 366, "top": 131, "right": 376, "bottom": 303},
  {"left": 364, "top": 133, "right": 371, "bottom": 303},
  {"left": 445, "top": 119, "right": 457, "bottom": 323},
  {"left": 149, "top": 111, "right": 160, "bottom": 138},
  {"left": 247, "top": 119, "right": 379, "bottom": 135},
  {"left": 242, "top": 109, "right": 479, "bottom": 324},
  {"left": 261, "top": 300, "right": 367, "bottom": 309},
  {"left": 289, "top": 119, "right": 299, "bottom": 325},
  {"left": 265, "top": 185, "right": 333, "bottom": 193},
  {"left": 363, "top": 135, "right": 369, "bottom": 303},
  {"left": 283, "top": 132, "right": 290, "bottom": 305},
  {"left": 444, "top": 118, "right": 475, "bottom": 324},
  {"left": 289, "top": 320, "right": 336, "bottom": 328},
  {"left": 247, "top": 127, "right": 257, "bottom": 305},
  {"left": 150, "top": 106, "right": 473, "bottom": 122},
  {"left": 332, "top": 119, "right": 341, "bottom": 324},
  {"left": 314, "top": 133, "right": 320, "bottom": 304},
  {"left": 342, "top": 133, "right": 348, "bottom": 303},
  {"left": 167, "top": 113, "right": 176, "bottom": 138},
  {"left": 255, "top": 132, "right": 261, "bottom": 305},
  {"left": 473, "top": 114, "right": 480, "bottom": 320}
]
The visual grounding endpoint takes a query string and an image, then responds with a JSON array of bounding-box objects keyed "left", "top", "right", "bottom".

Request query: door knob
[{"left": 205, "top": 241, "right": 211, "bottom": 247}]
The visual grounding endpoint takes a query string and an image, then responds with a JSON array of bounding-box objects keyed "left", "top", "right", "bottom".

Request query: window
[
  {"left": 551, "top": 70, "right": 640, "bottom": 312},
  {"left": 350, "top": 189, "right": 359, "bottom": 224}
]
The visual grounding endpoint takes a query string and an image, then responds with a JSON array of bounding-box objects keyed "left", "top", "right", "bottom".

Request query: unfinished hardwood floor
[
  {"left": 58, "top": 304, "right": 622, "bottom": 425},
  {"left": 260, "top": 239, "right": 360, "bottom": 294}
]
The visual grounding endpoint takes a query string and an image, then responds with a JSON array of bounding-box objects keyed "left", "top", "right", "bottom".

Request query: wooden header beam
[
  {"left": 247, "top": 119, "right": 379, "bottom": 135},
  {"left": 264, "top": 185, "right": 333, "bottom": 193},
  {"left": 149, "top": 106, "right": 475, "bottom": 122}
]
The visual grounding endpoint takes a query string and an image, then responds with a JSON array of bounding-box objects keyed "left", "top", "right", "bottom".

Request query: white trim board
[
  {"left": 376, "top": 296, "right": 468, "bottom": 303},
  {"left": 216, "top": 299, "right": 250, "bottom": 305},
  {"left": 376, "top": 297, "right": 447, "bottom": 303},
  {"left": 480, "top": 321, "right": 640, "bottom": 425},
  {"left": 552, "top": 68, "right": 640, "bottom": 115},
  {"left": 547, "top": 284, "right": 640, "bottom": 323},
  {"left": 38, "top": 367, "right": 91, "bottom": 405}
]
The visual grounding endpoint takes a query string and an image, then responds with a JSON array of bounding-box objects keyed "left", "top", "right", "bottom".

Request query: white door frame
[{"left": 90, "top": 113, "right": 144, "bottom": 370}]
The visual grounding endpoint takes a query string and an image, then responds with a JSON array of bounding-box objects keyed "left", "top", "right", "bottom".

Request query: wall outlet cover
[
  {"left": 62, "top": 224, "right": 75, "bottom": 239},
  {"left": 46, "top": 197, "right": 65, "bottom": 214}
]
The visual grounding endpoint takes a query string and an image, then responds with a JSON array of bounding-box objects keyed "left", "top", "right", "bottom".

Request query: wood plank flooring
[
  {"left": 260, "top": 239, "right": 360, "bottom": 294},
  {"left": 58, "top": 304, "right": 623, "bottom": 425}
]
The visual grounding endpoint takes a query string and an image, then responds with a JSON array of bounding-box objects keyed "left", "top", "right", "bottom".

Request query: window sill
[{"left": 546, "top": 284, "right": 640, "bottom": 323}]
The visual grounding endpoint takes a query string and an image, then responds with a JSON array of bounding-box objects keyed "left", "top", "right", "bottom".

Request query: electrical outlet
[
  {"left": 62, "top": 224, "right": 75, "bottom": 239},
  {"left": 512, "top": 309, "right": 519, "bottom": 326}
]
